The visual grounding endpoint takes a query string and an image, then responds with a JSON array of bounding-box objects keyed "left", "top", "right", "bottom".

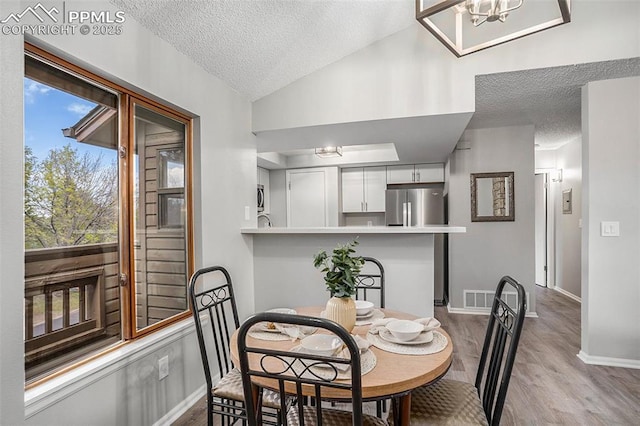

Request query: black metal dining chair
[
  {"left": 189, "top": 266, "right": 281, "bottom": 425},
  {"left": 355, "top": 256, "right": 387, "bottom": 417},
  {"left": 237, "top": 312, "right": 388, "bottom": 426},
  {"left": 389, "top": 275, "right": 526, "bottom": 426},
  {"left": 355, "top": 257, "right": 385, "bottom": 308}
]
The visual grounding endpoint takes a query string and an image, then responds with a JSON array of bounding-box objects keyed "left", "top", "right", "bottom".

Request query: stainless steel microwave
[{"left": 257, "top": 184, "right": 264, "bottom": 212}]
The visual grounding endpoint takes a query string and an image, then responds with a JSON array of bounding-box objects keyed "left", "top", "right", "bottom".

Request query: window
[
  {"left": 158, "top": 147, "right": 185, "bottom": 228},
  {"left": 23, "top": 44, "right": 193, "bottom": 384}
]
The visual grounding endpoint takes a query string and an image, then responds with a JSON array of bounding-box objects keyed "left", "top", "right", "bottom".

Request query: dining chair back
[
  {"left": 188, "top": 266, "right": 244, "bottom": 424},
  {"left": 355, "top": 256, "right": 385, "bottom": 308},
  {"left": 392, "top": 275, "right": 526, "bottom": 426},
  {"left": 475, "top": 275, "right": 526, "bottom": 425},
  {"left": 238, "top": 312, "right": 376, "bottom": 426}
]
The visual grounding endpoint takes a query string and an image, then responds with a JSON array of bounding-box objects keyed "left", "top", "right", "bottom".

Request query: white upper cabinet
[
  {"left": 386, "top": 165, "right": 416, "bottom": 184},
  {"left": 364, "top": 167, "right": 386, "bottom": 212},
  {"left": 387, "top": 163, "right": 444, "bottom": 184},
  {"left": 414, "top": 163, "right": 445, "bottom": 183},
  {"left": 341, "top": 166, "right": 386, "bottom": 213}
]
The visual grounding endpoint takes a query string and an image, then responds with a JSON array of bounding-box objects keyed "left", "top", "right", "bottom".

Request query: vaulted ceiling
[
  {"left": 111, "top": 1, "right": 640, "bottom": 161},
  {"left": 110, "top": 0, "right": 414, "bottom": 101}
]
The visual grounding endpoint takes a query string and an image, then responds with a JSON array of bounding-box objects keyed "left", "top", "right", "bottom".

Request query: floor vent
[{"left": 463, "top": 290, "right": 528, "bottom": 311}]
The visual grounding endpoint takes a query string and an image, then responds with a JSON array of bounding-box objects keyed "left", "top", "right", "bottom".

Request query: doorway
[{"left": 535, "top": 172, "right": 554, "bottom": 288}]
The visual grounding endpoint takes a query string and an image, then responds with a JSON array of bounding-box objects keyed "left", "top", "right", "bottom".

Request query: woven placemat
[
  {"left": 367, "top": 330, "right": 448, "bottom": 355},
  {"left": 248, "top": 324, "right": 317, "bottom": 341}
]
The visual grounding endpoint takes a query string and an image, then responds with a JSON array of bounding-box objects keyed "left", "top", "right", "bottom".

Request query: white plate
[
  {"left": 266, "top": 308, "right": 297, "bottom": 315},
  {"left": 356, "top": 310, "right": 374, "bottom": 319},
  {"left": 378, "top": 328, "right": 434, "bottom": 345}
]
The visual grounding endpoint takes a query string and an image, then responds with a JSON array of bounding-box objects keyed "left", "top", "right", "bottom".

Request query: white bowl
[
  {"left": 386, "top": 320, "right": 423, "bottom": 342},
  {"left": 266, "top": 308, "right": 296, "bottom": 315},
  {"left": 300, "top": 334, "right": 342, "bottom": 356},
  {"left": 354, "top": 300, "right": 374, "bottom": 316}
]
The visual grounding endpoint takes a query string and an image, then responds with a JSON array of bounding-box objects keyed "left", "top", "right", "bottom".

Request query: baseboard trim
[
  {"left": 554, "top": 287, "right": 582, "bottom": 303},
  {"left": 577, "top": 351, "right": 640, "bottom": 369},
  {"left": 446, "top": 305, "right": 538, "bottom": 318},
  {"left": 153, "top": 383, "right": 208, "bottom": 426}
]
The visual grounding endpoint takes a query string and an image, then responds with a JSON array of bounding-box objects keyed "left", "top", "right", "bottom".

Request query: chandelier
[
  {"left": 415, "top": 0, "right": 571, "bottom": 57},
  {"left": 463, "top": 0, "right": 524, "bottom": 27}
]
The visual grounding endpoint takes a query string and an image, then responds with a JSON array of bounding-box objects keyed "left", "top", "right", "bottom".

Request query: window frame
[{"left": 24, "top": 42, "right": 195, "bottom": 386}]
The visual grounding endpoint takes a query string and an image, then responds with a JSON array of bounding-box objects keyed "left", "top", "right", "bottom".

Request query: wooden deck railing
[{"left": 24, "top": 243, "right": 120, "bottom": 373}]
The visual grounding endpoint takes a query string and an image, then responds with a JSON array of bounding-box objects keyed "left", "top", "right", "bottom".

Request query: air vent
[{"left": 463, "top": 290, "right": 528, "bottom": 311}]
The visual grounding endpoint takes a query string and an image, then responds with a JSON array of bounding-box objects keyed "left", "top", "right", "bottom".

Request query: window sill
[{"left": 24, "top": 317, "right": 195, "bottom": 418}]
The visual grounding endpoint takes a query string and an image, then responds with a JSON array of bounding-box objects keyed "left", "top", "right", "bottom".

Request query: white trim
[
  {"left": 25, "top": 317, "right": 196, "bottom": 418},
  {"left": 553, "top": 286, "right": 581, "bottom": 303},
  {"left": 577, "top": 351, "right": 640, "bottom": 369},
  {"left": 446, "top": 304, "right": 538, "bottom": 318},
  {"left": 153, "top": 383, "right": 207, "bottom": 426}
]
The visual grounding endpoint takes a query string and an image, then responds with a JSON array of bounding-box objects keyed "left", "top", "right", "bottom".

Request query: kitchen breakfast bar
[{"left": 241, "top": 226, "right": 466, "bottom": 317}]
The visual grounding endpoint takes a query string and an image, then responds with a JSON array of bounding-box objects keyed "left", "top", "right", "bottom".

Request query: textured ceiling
[
  {"left": 110, "top": 0, "right": 414, "bottom": 101},
  {"left": 469, "top": 58, "right": 640, "bottom": 149},
  {"left": 110, "top": 1, "right": 640, "bottom": 153}
]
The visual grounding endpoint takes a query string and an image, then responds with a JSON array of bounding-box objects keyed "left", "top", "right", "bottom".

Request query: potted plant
[{"left": 313, "top": 238, "right": 364, "bottom": 331}]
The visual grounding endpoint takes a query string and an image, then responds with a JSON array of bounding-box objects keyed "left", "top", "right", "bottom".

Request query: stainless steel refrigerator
[{"left": 385, "top": 185, "right": 447, "bottom": 305}]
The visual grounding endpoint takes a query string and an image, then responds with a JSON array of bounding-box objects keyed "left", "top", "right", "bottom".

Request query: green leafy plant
[{"left": 313, "top": 239, "right": 364, "bottom": 298}]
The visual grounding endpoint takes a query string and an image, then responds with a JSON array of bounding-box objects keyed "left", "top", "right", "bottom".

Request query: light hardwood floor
[{"left": 173, "top": 286, "right": 640, "bottom": 425}]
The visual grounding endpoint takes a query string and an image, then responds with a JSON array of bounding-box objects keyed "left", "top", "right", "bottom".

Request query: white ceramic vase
[{"left": 325, "top": 296, "right": 356, "bottom": 332}]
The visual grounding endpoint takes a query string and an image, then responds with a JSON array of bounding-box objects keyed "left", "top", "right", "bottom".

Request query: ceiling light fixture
[
  {"left": 415, "top": 0, "right": 571, "bottom": 57},
  {"left": 464, "top": 0, "right": 524, "bottom": 27},
  {"left": 315, "top": 146, "right": 343, "bottom": 158}
]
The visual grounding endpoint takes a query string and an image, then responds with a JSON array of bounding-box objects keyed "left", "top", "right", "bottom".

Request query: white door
[
  {"left": 534, "top": 173, "right": 547, "bottom": 287},
  {"left": 364, "top": 166, "right": 387, "bottom": 212},
  {"left": 287, "top": 169, "right": 326, "bottom": 227},
  {"left": 341, "top": 168, "right": 364, "bottom": 212}
]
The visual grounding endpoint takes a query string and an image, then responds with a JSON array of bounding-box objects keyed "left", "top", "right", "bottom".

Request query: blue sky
[{"left": 24, "top": 77, "right": 113, "bottom": 161}]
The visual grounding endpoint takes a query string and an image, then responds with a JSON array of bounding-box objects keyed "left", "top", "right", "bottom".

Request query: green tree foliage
[{"left": 25, "top": 144, "right": 118, "bottom": 249}]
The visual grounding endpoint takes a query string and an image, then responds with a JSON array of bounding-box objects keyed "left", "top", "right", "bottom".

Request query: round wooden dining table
[{"left": 230, "top": 307, "right": 453, "bottom": 425}]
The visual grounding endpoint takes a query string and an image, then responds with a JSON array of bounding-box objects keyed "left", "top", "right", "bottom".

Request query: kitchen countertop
[{"left": 241, "top": 226, "right": 466, "bottom": 234}]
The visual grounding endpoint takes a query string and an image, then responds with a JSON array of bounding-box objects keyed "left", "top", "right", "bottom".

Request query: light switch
[
  {"left": 601, "top": 221, "right": 620, "bottom": 237},
  {"left": 244, "top": 206, "right": 250, "bottom": 221}
]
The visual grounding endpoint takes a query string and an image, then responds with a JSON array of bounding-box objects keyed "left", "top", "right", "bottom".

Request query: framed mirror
[{"left": 470, "top": 172, "right": 515, "bottom": 222}]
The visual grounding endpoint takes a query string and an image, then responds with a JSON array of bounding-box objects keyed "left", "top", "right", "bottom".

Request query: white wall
[
  {"left": 0, "top": 17, "right": 27, "bottom": 426},
  {"left": 448, "top": 126, "right": 536, "bottom": 312},
  {"left": 0, "top": 1, "right": 256, "bottom": 424},
  {"left": 581, "top": 76, "right": 640, "bottom": 364},
  {"left": 253, "top": 1, "right": 640, "bottom": 132},
  {"left": 253, "top": 233, "right": 436, "bottom": 318},
  {"left": 555, "top": 138, "right": 583, "bottom": 298}
]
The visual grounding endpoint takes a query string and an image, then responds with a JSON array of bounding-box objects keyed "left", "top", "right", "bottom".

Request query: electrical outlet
[{"left": 159, "top": 355, "right": 169, "bottom": 380}]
